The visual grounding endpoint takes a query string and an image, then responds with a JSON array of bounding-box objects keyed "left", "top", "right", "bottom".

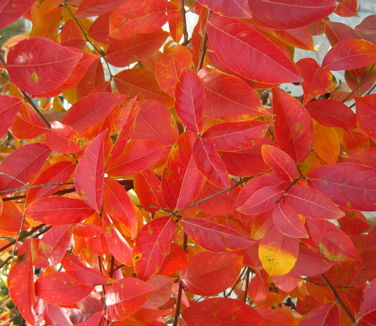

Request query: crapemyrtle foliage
[{"left": 0, "top": 0, "right": 376, "bottom": 325}]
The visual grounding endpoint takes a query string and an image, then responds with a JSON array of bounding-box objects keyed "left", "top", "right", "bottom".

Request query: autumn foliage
[{"left": 0, "top": 0, "right": 376, "bottom": 325}]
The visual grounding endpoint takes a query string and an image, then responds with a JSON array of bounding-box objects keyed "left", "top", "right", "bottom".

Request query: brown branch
[
  {"left": 180, "top": 0, "right": 189, "bottom": 45},
  {"left": 0, "top": 256, "right": 13, "bottom": 270},
  {"left": 243, "top": 267, "right": 251, "bottom": 302},
  {"left": 3, "top": 180, "right": 134, "bottom": 202},
  {"left": 196, "top": 9, "right": 212, "bottom": 72},
  {"left": 321, "top": 274, "right": 356, "bottom": 324},
  {"left": 342, "top": 64, "right": 375, "bottom": 104},
  {"left": 0, "top": 54, "right": 51, "bottom": 129},
  {"left": 175, "top": 177, "right": 251, "bottom": 214},
  {"left": 224, "top": 267, "right": 248, "bottom": 298},
  {"left": 276, "top": 176, "right": 301, "bottom": 204},
  {"left": 0, "top": 182, "right": 73, "bottom": 194},
  {"left": 173, "top": 233, "right": 188, "bottom": 326},
  {"left": 62, "top": 2, "right": 114, "bottom": 81},
  {"left": 0, "top": 224, "right": 47, "bottom": 253}
]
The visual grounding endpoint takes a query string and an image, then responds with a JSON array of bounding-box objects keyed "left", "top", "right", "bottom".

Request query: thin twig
[
  {"left": 224, "top": 268, "right": 248, "bottom": 298},
  {"left": 62, "top": 2, "right": 114, "bottom": 81},
  {"left": 0, "top": 54, "right": 51, "bottom": 129},
  {"left": 276, "top": 176, "right": 301, "bottom": 204},
  {"left": 341, "top": 64, "right": 375, "bottom": 104},
  {"left": 0, "top": 172, "right": 26, "bottom": 186},
  {"left": 0, "top": 182, "right": 73, "bottom": 194},
  {"left": 349, "top": 82, "right": 376, "bottom": 109},
  {"left": 20, "top": 90, "right": 51, "bottom": 128},
  {"left": 196, "top": 10, "right": 212, "bottom": 72},
  {"left": 11, "top": 215, "right": 26, "bottom": 258},
  {"left": 0, "top": 256, "right": 13, "bottom": 270},
  {"left": 180, "top": 0, "right": 189, "bottom": 45},
  {"left": 175, "top": 177, "right": 251, "bottom": 214},
  {"left": 0, "top": 224, "right": 47, "bottom": 253},
  {"left": 173, "top": 233, "right": 188, "bottom": 326},
  {"left": 243, "top": 267, "right": 251, "bottom": 303},
  {"left": 98, "top": 256, "right": 108, "bottom": 323},
  {"left": 321, "top": 274, "right": 356, "bottom": 324}
]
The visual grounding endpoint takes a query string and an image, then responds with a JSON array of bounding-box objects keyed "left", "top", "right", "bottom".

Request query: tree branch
[
  {"left": 243, "top": 267, "right": 251, "bottom": 302},
  {"left": 173, "top": 233, "right": 188, "bottom": 326},
  {"left": 62, "top": 2, "right": 114, "bottom": 81},
  {"left": 196, "top": 10, "right": 211, "bottom": 72},
  {"left": 0, "top": 182, "right": 73, "bottom": 194},
  {"left": 180, "top": 0, "right": 189, "bottom": 45},
  {"left": 321, "top": 274, "right": 356, "bottom": 324},
  {"left": 0, "top": 54, "right": 51, "bottom": 129}
]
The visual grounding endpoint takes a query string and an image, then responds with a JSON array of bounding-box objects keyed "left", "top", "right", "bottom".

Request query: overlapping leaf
[
  {"left": 6, "top": 38, "right": 82, "bottom": 96},
  {"left": 133, "top": 217, "right": 176, "bottom": 281},
  {"left": 207, "top": 15, "right": 300, "bottom": 84}
]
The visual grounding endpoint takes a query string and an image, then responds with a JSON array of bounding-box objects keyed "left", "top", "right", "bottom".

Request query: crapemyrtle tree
[{"left": 0, "top": 0, "right": 376, "bottom": 325}]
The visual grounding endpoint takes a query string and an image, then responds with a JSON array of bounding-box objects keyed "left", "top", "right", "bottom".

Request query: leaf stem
[
  {"left": 0, "top": 182, "right": 73, "bottom": 194},
  {"left": 321, "top": 274, "right": 356, "bottom": 324}
]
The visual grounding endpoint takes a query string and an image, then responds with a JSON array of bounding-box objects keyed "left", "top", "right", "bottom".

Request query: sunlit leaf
[
  {"left": 133, "top": 216, "right": 176, "bottom": 281},
  {"left": 6, "top": 37, "right": 82, "bottom": 96}
]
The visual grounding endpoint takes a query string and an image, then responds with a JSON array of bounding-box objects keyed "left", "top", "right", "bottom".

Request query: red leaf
[
  {"left": 45, "top": 121, "right": 88, "bottom": 154},
  {"left": 343, "top": 148, "right": 376, "bottom": 170},
  {"left": 207, "top": 15, "right": 300, "bottom": 84},
  {"left": 103, "top": 221, "right": 133, "bottom": 266},
  {"left": 236, "top": 185, "right": 283, "bottom": 216},
  {"left": 133, "top": 216, "right": 176, "bottom": 281},
  {"left": 259, "top": 227, "right": 299, "bottom": 275},
  {"left": 193, "top": 137, "right": 230, "bottom": 188},
  {"left": 0, "top": 143, "right": 50, "bottom": 194},
  {"left": 63, "top": 92, "right": 126, "bottom": 133},
  {"left": 155, "top": 45, "right": 193, "bottom": 97},
  {"left": 335, "top": 0, "right": 358, "bottom": 17},
  {"left": 198, "top": 68, "right": 266, "bottom": 121},
  {"left": 26, "top": 197, "right": 94, "bottom": 225},
  {"left": 182, "top": 217, "right": 254, "bottom": 251},
  {"left": 296, "top": 58, "right": 337, "bottom": 104},
  {"left": 273, "top": 88, "right": 313, "bottom": 162},
  {"left": 300, "top": 303, "right": 339, "bottom": 326},
  {"left": 261, "top": 144, "right": 298, "bottom": 181},
  {"left": 61, "top": 253, "right": 111, "bottom": 286},
  {"left": 322, "top": 39, "right": 376, "bottom": 71},
  {"left": 0, "top": 95, "right": 23, "bottom": 138},
  {"left": 109, "top": 0, "right": 174, "bottom": 39},
  {"left": 6, "top": 38, "right": 82, "bottom": 96},
  {"left": 40, "top": 225, "right": 72, "bottom": 265},
  {"left": 0, "top": 201, "right": 24, "bottom": 236},
  {"left": 144, "top": 275, "right": 174, "bottom": 309},
  {"left": 161, "top": 131, "right": 205, "bottom": 210},
  {"left": 26, "top": 161, "right": 75, "bottom": 204},
  {"left": 103, "top": 178, "right": 138, "bottom": 239},
  {"left": 359, "top": 280, "right": 376, "bottom": 324},
  {"left": 181, "top": 251, "right": 242, "bottom": 296},
  {"left": 204, "top": 121, "right": 270, "bottom": 152},
  {"left": 0, "top": 0, "right": 35, "bottom": 29},
  {"left": 105, "top": 278, "right": 155, "bottom": 321},
  {"left": 182, "top": 298, "right": 266, "bottom": 326},
  {"left": 35, "top": 272, "right": 93, "bottom": 306},
  {"left": 74, "top": 132, "right": 105, "bottom": 212},
  {"left": 309, "top": 163, "right": 376, "bottom": 211},
  {"left": 273, "top": 203, "right": 308, "bottom": 238},
  {"left": 317, "top": 220, "right": 359, "bottom": 261},
  {"left": 75, "top": 312, "right": 104, "bottom": 326},
  {"left": 306, "top": 99, "right": 356, "bottom": 130},
  {"left": 134, "top": 170, "right": 166, "bottom": 212},
  {"left": 8, "top": 240, "right": 36, "bottom": 325},
  {"left": 248, "top": 0, "right": 335, "bottom": 29},
  {"left": 290, "top": 245, "right": 333, "bottom": 277},
  {"left": 106, "top": 30, "right": 168, "bottom": 67},
  {"left": 133, "top": 100, "right": 178, "bottom": 145},
  {"left": 77, "top": 0, "right": 123, "bottom": 17},
  {"left": 106, "top": 140, "right": 165, "bottom": 177},
  {"left": 175, "top": 70, "right": 205, "bottom": 132},
  {"left": 196, "top": 0, "right": 251, "bottom": 17},
  {"left": 107, "top": 98, "right": 140, "bottom": 160},
  {"left": 284, "top": 184, "right": 345, "bottom": 219},
  {"left": 355, "top": 15, "right": 376, "bottom": 44},
  {"left": 115, "top": 68, "right": 172, "bottom": 106},
  {"left": 356, "top": 94, "right": 376, "bottom": 141}
]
